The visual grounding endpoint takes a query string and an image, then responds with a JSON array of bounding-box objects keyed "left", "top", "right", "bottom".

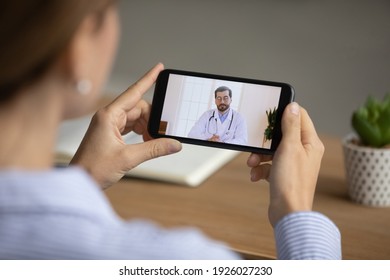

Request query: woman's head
[{"left": 0, "top": 0, "right": 119, "bottom": 117}]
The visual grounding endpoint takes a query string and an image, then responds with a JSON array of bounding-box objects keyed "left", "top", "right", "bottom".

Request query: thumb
[
  {"left": 126, "top": 138, "right": 182, "bottom": 167},
  {"left": 280, "top": 102, "right": 301, "bottom": 144}
]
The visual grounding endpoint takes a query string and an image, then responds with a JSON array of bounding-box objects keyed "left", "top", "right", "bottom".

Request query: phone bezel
[{"left": 148, "top": 69, "right": 295, "bottom": 154}]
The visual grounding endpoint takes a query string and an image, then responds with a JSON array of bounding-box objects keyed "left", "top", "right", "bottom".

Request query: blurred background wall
[{"left": 106, "top": 0, "right": 390, "bottom": 137}]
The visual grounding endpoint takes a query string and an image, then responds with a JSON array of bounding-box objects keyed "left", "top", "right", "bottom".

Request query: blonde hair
[{"left": 0, "top": 0, "right": 115, "bottom": 102}]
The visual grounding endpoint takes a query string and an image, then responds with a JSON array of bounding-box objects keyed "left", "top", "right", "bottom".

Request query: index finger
[{"left": 109, "top": 63, "right": 164, "bottom": 112}]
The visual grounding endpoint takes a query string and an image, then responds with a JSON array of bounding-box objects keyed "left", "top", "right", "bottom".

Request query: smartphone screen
[{"left": 149, "top": 69, "right": 295, "bottom": 154}]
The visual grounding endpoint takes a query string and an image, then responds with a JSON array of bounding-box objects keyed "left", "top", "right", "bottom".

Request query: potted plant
[
  {"left": 342, "top": 93, "right": 390, "bottom": 206},
  {"left": 263, "top": 107, "right": 277, "bottom": 148}
]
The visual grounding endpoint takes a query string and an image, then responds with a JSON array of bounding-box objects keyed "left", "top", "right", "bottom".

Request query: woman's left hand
[{"left": 70, "top": 63, "right": 182, "bottom": 189}]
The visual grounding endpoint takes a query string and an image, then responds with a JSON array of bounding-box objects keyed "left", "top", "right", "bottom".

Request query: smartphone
[{"left": 148, "top": 69, "right": 295, "bottom": 154}]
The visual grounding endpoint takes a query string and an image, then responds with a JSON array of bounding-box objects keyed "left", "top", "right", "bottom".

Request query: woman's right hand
[
  {"left": 70, "top": 63, "right": 182, "bottom": 189},
  {"left": 247, "top": 102, "right": 325, "bottom": 227}
]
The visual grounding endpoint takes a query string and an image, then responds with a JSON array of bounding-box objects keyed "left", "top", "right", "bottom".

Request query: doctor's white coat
[{"left": 188, "top": 108, "right": 248, "bottom": 145}]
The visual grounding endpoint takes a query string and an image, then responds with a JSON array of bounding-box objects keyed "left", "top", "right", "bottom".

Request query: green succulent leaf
[
  {"left": 352, "top": 110, "right": 382, "bottom": 147},
  {"left": 352, "top": 93, "right": 390, "bottom": 148},
  {"left": 384, "top": 93, "right": 390, "bottom": 108},
  {"left": 378, "top": 106, "right": 390, "bottom": 145}
]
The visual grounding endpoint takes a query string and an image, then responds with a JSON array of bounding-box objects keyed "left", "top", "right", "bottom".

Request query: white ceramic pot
[{"left": 342, "top": 134, "right": 390, "bottom": 207}]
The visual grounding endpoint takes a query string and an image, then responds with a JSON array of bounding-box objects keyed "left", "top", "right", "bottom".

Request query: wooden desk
[{"left": 105, "top": 134, "right": 390, "bottom": 259}]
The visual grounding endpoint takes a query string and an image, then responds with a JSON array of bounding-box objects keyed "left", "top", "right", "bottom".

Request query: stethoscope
[{"left": 207, "top": 110, "right": 234, "bottom": 135}]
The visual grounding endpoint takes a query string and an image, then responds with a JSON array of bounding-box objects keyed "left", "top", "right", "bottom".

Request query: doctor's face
[{"left": 215, "top": 90, "right": 231, "bottom": 112}]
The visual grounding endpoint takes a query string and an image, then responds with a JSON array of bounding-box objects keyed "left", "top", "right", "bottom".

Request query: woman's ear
[
  {"left": 56, "top": 6, "right": 119, "bottom": 118},
  {"left": 62, "top": 6, "right": 119, "bottom": 93},
  {"left": 61, "top": 14, "right": 99, "bottom": 91}
]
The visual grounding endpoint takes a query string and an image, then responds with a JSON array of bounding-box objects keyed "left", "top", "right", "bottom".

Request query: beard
[{"left": 217, "top": 104, "right": 230, "bottom": 112}]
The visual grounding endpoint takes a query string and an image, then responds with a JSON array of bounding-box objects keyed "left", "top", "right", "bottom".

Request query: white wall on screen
[{"left": 239, "top": 84, "right": 281, "bottom": 148}]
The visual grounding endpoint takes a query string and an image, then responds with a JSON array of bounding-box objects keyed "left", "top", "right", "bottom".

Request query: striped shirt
[{"left": 0, "top": 168, "right": 341, "bottom": 259}]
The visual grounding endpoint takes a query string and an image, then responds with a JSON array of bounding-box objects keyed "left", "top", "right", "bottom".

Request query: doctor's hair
[
  {"left": 214, "top": 86, "right": 232, "bottom": 98},
  {"left": 0, "top": 0, "right": 116, "bottom": 103}
]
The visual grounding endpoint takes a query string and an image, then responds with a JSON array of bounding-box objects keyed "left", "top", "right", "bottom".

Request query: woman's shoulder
[
  {"left": 0, "top": 167, "right": 113, "bottom": 218},
  {"left": 0, "top": 167, "right": 94, "bottom": 190}
]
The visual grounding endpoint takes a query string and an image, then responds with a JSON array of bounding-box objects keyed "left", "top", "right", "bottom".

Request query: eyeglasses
[{"left": 215, "top": 96, "right": 230, "bottom": 102}]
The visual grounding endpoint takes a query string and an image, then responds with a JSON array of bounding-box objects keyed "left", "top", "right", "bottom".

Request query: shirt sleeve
[
  {"left": 188, "top": 111, "right": 211, "bottom": 140},
  {"left": 109, "top": 219, "right": 241, "bottom": 260},
  {"left": 274, "top": 211, "right": 342, "bottom": 260}
]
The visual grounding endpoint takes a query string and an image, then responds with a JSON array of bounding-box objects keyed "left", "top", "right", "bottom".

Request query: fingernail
[
  {"left": 250, "top": 170, "right": 257, "bottom": 182},
  {"left": 250, "top": 174, "right": 256, "bottom": 182},
  {"left": 168, "top": 141, "right": 182, "bottom": 154},
  {"left": 289, "top": 102, "right": 300, "bottom": 116}
]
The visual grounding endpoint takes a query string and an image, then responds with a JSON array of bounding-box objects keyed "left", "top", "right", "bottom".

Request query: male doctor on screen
[{"left": 188, "top": 86, "right": 248, "bottom": 145}]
